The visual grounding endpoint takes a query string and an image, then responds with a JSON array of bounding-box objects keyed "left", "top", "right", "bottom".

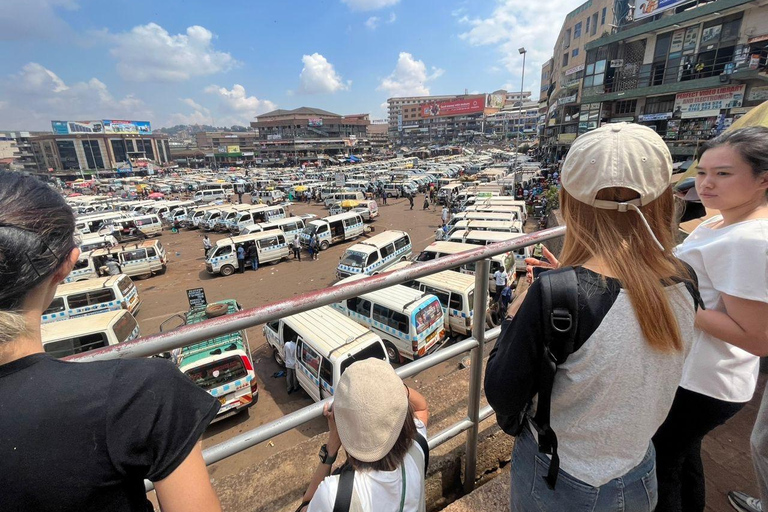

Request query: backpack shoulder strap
[
  {"left": 529, "top": 268, "right": 579, "bottom": 490},
  {"left": 333, "top": 464, "right": 356, "bottom": 512},
  {"left": 413, "top": 432, "right": 429, "bottom": 473}
]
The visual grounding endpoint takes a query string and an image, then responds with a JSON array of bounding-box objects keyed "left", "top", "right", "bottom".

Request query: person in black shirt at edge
[{"left": 0, "top": 172, "right": 222, "bottom": 512}]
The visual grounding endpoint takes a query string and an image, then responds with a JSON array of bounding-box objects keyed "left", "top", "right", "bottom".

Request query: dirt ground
[{"left": 131, "top": 194, "right": 468, "bottom": 481}]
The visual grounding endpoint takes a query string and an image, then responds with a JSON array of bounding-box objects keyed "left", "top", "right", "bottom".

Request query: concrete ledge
[{"left": 441, "top": 467, "right": 510, "bottom": 512}]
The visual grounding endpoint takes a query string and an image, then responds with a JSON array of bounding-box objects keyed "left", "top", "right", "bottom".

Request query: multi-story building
[
  {"left": 577, "top": 0, "right": 768, "bottom": 158},
  {"left": 0, "top": 132, "right": 43, "bottom": 173},
  {"left": 387, "top": 94, "right": 457, "bottom": 140},
  {"left": 195, "top": 131, "right": 260, "bottom": 167},
  {"left": 387, "top": 94, "right": 498, "bottom": 145},
  {"left": 368, "top": 119, "right": 390, "bottom": 150},
  {"left": 251, "top": 107, "right": 372, "bottom": 164},
  {"left": 484, "top": 92, "right": 539, "bottom": 140},
  {"left": 31, "top": 120, "right": 171, "bottom": 176},
  {"left": 540, "top": 0, "right": 627, "bottom": 161}
]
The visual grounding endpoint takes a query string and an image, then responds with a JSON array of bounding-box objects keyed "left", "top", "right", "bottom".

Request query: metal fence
[{"left": 66, "top": 225, "right": 566, "bottom": 495}]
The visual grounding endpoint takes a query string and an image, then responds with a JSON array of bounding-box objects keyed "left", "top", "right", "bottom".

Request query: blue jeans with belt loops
[{"left": 510, "top": 427, "right": 658, "bottom": 512}]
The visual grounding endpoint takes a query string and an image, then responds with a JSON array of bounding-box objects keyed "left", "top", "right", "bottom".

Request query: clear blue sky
[{"left": 0, "top": 0, "right": 584, "bottom": 130}]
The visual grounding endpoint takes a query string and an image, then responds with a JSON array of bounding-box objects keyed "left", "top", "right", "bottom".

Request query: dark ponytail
[{"left": 0, "top": 172, "right": 77, "bottom": 343}]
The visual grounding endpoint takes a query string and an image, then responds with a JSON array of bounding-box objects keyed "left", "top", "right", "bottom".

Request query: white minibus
[
  {"left": 263, "top": 306, "right": 388, "bottom": 402},
  {"left": 300, "top": 212, "right": 365, "bottom": 251},
  {"left": 333, "top": 275, "right": 446, "bottom": 363},
  {"left": 43, "top": 274, "right": 141, "bottom": 324},
  {"left": 206, "top": 231, "right": 290, "bottom": 276},
  {"left": 41, "top": 310, "right": 140, "bottom": 359},
  {"left": 241, "top": 217, "right": 306, "bottom": 239},
  {"left": 336, "top": 230, "right": 412, "bottom": 280}
]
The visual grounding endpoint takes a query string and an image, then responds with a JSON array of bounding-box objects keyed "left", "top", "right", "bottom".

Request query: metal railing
[{"left": 66, "top": 225, "right": 566, "bottom": 496}]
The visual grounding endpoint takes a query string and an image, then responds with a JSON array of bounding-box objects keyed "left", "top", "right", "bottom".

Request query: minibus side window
[
  {"left": 74, "top": 259, "right": 90, "bottom": 270},
  {"left": 89, "top": 289, "right": 116, "bottom": 305},
  {"left": 45, "top": 333, "right": 108, "bottom": 358},
  {"left": 300, "top": 342, "right": 321, "bottom": 374},
  {"left": 373, "top": 304, "right": 408, "bottom": 334},
  {"left": 366, "top": 253, "right": 379, "bottom": 267},
  {"left": 44, "top": 297, "right": 65, "bottom": 315},
  {"left": 423, "top": 286, "right": 449, "bottom": 309},
  {"left": 394, "top": 237, "right": 410, "bottom": 250},
  {"left": 146, "top": 248, "right": 157, "bottom": 257},
  {"left": 319, "top": 359, "right": 333, "bottom": 387},
  {"left": 347, "top": 297, "right": 371, "bottom": 317},
  {"left": 214, "top": 246, "right": 232, "bottom": 258},
  {"left": 449, "top": 293, "right": 463, "bottom": 310},
  {"left": 380, "top": 244, "right": 395, "bottom": 258},
  {"left": 113, "top": 312, "right": 138, "bottom": 342}
]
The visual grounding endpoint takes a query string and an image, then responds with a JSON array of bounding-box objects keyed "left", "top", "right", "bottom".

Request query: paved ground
[{"left": 131, "top": 194, "right": 461, "bottom": 481}]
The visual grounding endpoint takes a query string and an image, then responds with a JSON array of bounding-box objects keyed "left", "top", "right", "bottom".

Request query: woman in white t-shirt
[
  {"left": 653, "top": 126, "right": 768, "bottom": 512},
  {"left": 299, "top": 359, "right": 430, "bottom": 512}
]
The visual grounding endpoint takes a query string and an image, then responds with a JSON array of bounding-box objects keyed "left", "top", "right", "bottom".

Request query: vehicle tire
[
  {"left": 384, "top": 341, "right": 401, "bottom": 364},
  {"left": 400, "top": 256, "right": 407, "bottom": 262},
  {"left": 387, "top": 192, "right": 392, "bottom": 198},
  {"left": 205, "top": 303, "right": 228, "bottom": 318},
  {"left": 221, "top": 264, "right": 235, "bottom": 277},
  {"left": 320, "top": 241, "right": 329, "bottom": 251},
  {"left": 273, "top": 348, "right": 285, "bottom": 366},
  {"left": 157, "top": 265, "right": 167, "bottom": 275}
]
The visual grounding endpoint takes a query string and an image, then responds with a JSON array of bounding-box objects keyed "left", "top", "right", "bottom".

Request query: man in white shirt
[
  {"left": 493, "top": 268, "right": 507, "bottom": 303},
  {"left": 284, "top": 340, "right": 298, "bottom": 394},
  {"left": 441, "top": 207, "right": 450, "bottom": 226}
]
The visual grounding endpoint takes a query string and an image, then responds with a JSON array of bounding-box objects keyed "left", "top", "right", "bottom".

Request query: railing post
[{"left": 464, "top": 258, "right": 490, "bottom": 494}]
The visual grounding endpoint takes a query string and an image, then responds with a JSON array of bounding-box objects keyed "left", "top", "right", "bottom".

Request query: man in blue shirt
[{"left": 237, "top": 245, "right": 246, "bottom": 273}]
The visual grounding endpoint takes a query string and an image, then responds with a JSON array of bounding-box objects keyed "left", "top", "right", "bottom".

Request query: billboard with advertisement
[
  {"left": 51, "top": 120, "right": 104, "bottom": 135},
  {"left": 420, "top": 95, "right": 485, "bottom": 118},
  {"left": 674, "top": 85, "right": 746, "bottom": 119},
  {"left": 308, "top": 118, "right": 323, "bottom": 127},
  {"left": 227, "top": 145, "right": 241, "bottom": 154},
  {"left": 634, "top": 0, "right": 690, "bottom": 20},
  {"left": 103, "top": 120, "right": 152, "bottom": 135}
]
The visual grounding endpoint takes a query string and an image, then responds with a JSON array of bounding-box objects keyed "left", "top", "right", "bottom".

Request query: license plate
[{"left": 218, "top": 397, "right": 226, "bottom": 405}]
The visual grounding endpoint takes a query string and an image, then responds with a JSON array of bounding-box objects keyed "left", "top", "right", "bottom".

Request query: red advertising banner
[{"left": 421, "top": 95, "right": 486, "bottom": 118}]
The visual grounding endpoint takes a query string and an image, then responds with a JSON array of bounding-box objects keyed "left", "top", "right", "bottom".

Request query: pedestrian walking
[
  {"left": 423, "top": 195, "right": 430, "bottom": 210},
  {"left": 236, "top": 244, "right": 246, "bottom": 273},
  {"left": 408, "top": 193, "right": 414, "bottom": 210},
  {"left": 203, "top": 235, "right": 212, "bottom": 258},
  {"left": 292, "top": 235, "right": 302, "bottom": 261},
  {"left": 284, "top": 340, "right": 299, "bottom": 394},
  {"left": 485, "top": 123, "right": 699, "bottom": 512},
  {"left": 654, "top": 126, "right": 768, "bottom": 512},
  {"left": 247, "top": 243, "right": 259, "bottom": 271},
  {"left": 492, "top": 268, "right": 507, "bottom": 304},
  {"left": 441, "top": 206, "right": 450, "bottom": 227},
  {"left": 310, "top": 234, "right": 319, "bottom": 260}
]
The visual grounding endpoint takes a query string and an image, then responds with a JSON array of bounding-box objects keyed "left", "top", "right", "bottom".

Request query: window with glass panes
[{"left": 614, "top": 99, "right": 637, "bottom": 115}]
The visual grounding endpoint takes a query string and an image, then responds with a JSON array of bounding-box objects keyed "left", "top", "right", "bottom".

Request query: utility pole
[{"left": 514, "top": 48, "right": 527, "bottom": 168}]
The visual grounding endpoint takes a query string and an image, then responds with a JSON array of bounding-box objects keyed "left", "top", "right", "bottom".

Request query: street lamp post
[{"left": 514, "top": 47, "right": 527, "bottom": 168}]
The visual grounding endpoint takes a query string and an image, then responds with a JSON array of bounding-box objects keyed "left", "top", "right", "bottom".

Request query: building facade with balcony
[
  {"left": 577, "top": 0, "right": 768, "bottom": 158},
  {"left": 0, "top": 132, "right": 45, "bottom": 173},
  {"left": 251, "top": 107, "right": 372, "bottom": 164},
  {"left": 194, "top": 131, "right": 260, "bottom": 167},
  {"left": 540, "top": 0, "right": 628, "bottom": 162}
]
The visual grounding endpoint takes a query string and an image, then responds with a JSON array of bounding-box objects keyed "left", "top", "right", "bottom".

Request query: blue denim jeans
[{"left": 510, "top": 427, "right": 658, "bottom": 512}]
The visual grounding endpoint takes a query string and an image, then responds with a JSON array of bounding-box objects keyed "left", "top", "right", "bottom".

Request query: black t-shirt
[{"left": 0, "top": 354, "right": 220, "bottom": 512}]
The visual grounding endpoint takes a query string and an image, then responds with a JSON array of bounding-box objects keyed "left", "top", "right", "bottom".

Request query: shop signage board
[
  {"left": 610, "top": 59, "right": 624, "bottom": 68},
  {"left": 420, "top": 95, "right": 486, "bottom": 118},
  {"left": 565, "top": 64, "right": 585, "bottom": 76},
  {"left": 674, "top": 85, "right": 746, "bottom": 119},
  {"left": 639, "top": 112, "right": 672, "bottom": 121},
  {"left": 103, "top": 120, "right": 152, "bottom": 135},
  {"left": 634, "top": 0, "right": 690, "bottom": 20},
  {"left": 748, "top": 86, "right": 768, "bottom": 101},
  {"left": 186, "top": 288, "right": 207, "bottom": 309},
  {"left": 558, "top": 94, "right": 578, "bottom": 106}
]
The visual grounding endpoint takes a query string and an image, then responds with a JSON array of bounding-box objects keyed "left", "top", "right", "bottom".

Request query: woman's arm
[
  {"left": 154, "top": 442, "right": 221, "bottom": 512},
  {"left": 407, "top": 386, "right": 429, "bottom": 428},
  {"left": 300, "top": 403, "right": 342, "bottom": 510},
  {"left": 696, "top": 294, "right": 768, "bottom": 356}
]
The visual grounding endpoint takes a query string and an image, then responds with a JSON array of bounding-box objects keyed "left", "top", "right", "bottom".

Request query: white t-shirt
[
  {"left": 676, "top": 215, "right": 768, "bottom": 402},
  {"left": 494, "top": 270, "right": 507, "bottom": 286},
  {"left": 308, "top": 420, "right": 427, "bottom": 512},
  {"left": 284, "top": 341, "right": 297, "bottom": 369}
]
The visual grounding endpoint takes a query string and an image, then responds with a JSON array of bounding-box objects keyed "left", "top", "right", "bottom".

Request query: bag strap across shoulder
[
  {"left": 529, "top": 268, "right": 579, "bottom": 490},
  {"left": 333, "top": 463, "right": 355, "bottom": 512}
]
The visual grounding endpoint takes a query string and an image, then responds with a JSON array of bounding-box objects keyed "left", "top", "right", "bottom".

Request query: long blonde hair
[{"left": 559, "top": 186, "right": 690, "bottom": 352}]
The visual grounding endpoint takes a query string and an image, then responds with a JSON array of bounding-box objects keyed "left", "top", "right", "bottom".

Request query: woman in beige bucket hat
[{"left": 299, "top": 358, "right": 430, "bottom": 512}]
